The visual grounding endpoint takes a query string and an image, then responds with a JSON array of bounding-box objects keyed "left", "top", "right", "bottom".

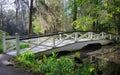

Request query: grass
[
  {"left": 13, "top": 43, "right": 30, "bottom": 50},
  {"left": 19, "top": 43, "right": 30, "bottom": 49}
]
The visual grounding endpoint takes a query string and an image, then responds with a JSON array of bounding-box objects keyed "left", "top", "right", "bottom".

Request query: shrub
[
  {"left": 14, "top": 51, "right": 39, "bottom": 68},
  {"left": 14, "top": 52, "right": 98, "bottom": 75},
  {"left": 39, "top": 53, "right": 75, "bottom": 75}
]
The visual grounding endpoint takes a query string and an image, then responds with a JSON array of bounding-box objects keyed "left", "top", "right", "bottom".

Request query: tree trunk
[
  {"left": 72, "top": 0, "right": 77, "bottom": 31},
  {"left": 29, "top": 0, "right": 33, "bottom": 35},
  {"left": 0, "top": 5, "right": 2, "bottom": 29},
  {"left": 117, "top": 15, "right": 120, "bottom": 35}
]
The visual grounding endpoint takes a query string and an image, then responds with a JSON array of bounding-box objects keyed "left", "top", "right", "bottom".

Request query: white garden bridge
[{"left": 2, "top": 31, "right": 117, "bottom": 56}]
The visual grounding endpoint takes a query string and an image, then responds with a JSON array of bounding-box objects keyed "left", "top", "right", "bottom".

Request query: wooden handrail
[{"left": 5, "top": 31, "right": 116, "bottom": 40}]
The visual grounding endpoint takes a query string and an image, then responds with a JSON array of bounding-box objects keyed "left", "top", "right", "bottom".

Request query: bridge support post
[
  {"left": 90, "top": 32, "right": 93, "bottom": 40},
  {"left": 102, "top": 32, "right": 104, "bottom": 39},
  {"left": 2, "top": 32, "right": 6, "bottom": 53},
  {"left": 52, "top": 35, "right": 55, "bottom": 48},
  {"left": 75, "top": 32, "right": 78, "bottom": 42},
  {"left": 37, "top": 37, "right": 40, "bottom": 44},
  {"left": 96, "top": 34, "right": 99, "bottom": 39},
  {"left": 109, "top": 34, "right": 112, "bottom": 40},
  {"left": 59, "top": 33, "right": 62, "bottom": 40},
  {"left": 16, "top": 33, "right": 20, "bottom": 56},
  {"left": 115, "top": 35, "right": 119, "bottom": 40}
]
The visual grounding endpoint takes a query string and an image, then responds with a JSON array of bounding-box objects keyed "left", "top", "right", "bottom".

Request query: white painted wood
[
  {"left": 4, "top": 32, "right": 114, "bottom": 56},
  {"left": 2, "top": 33, "right": 6, "bottom": 53},
  {"left": 16, "top": 33, "right": 20, "bottom": 55},
  {"left": 59, "top": 34, "right": 62, "bottom": 40},
  {"left": 52, "top": 35, "right": 55, "bottom": 47},
  {"left": 75, "top": 32, "right": 78, "bottom": 42}
]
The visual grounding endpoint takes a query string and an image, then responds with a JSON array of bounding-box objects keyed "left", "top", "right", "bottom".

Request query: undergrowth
[{"left": 14, "top": 51, "right": 103, "bottom": 75}]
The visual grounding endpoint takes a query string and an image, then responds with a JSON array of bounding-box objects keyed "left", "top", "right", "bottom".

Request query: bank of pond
[{"left": 13, "top": 44, "right": 120, "bottom": 75}]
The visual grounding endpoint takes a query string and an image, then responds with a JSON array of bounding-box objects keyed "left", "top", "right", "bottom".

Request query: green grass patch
[
  {"left": 13, "top": 43, "right": 30, "bottom": 50},
  {"left": 19, "top": 43, "right": 30, "bottom": 49}
]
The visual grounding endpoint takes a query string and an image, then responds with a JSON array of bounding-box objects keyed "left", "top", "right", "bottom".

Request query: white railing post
[
  {"left": 75, "top": 32, "right": 78, "bottom": 42},
  {"left": 90, "top": 32, "right": 93, "bottom": 40},
  {"left": 16, "top": 33, "right": 20, "bottom": 55},
  {"left": 102, "top": 32, "right": 104, "bottom": 39},
  {"left": 96, "top": 34, "right": 99, "bottom": 39},
  {"left": 59, "top": 33, "right": 62, "bottom": 40},
  {"left": 115, "top": 33, "right": 119, "bottom": 41},
  {"left": 109, "top": 34, "right": 112, "bottom": 40},
  {"left": 52, "top": 35, "right": 55, "bottom": 47},
  {"left": 2, "top": 32, "right": 6, "bottom": 53},
  {"left": 115, "top": 35, "right": 118, "bottom": 41},
  {"left": 104, "top": 33, "right": 107, "bottom": 39},
  {"left": 37, "top": 37, "right": 40, "bottom": 44}
]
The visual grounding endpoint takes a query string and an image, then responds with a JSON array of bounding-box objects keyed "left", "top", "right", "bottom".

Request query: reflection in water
[
  {"left": 84, "top": 45, "right": 120, "bottom": 75},
  {"left": 54, "top": 44, "right": 120, "bottom": 75},
  {"left": 103, "top": 61, "right": 120, "bottom": 75}
]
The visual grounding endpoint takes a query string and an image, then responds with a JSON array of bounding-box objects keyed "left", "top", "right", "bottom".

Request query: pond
[
  {"left": 56, "top": 44, "right": 120, "bottom": 75},
  {"left": 14, "top": 43, "right": 120, "bottom": 75}
]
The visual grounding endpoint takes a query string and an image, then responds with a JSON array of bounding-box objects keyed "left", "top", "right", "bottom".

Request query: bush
[
  {"left": 14, "top": 52, "right": 98, "bottom": 75},
  {"left": 14, "top": 51, "right": 39, "bottom": 71}
]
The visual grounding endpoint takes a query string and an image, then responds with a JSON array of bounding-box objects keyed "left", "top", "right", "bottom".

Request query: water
[
  {"left": 57, "top": 44, "right": 120, "bottom": 75},
  {"left": 75, "top": 44, "right": 120, "bottom": 75}
]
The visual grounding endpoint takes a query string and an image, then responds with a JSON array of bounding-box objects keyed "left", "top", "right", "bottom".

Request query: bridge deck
[{"left": 6, "top": 39, "right": 112, "bottom": 56}]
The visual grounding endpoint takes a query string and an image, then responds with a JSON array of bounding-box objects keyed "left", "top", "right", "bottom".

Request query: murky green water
[{"left": 57, "top": 44, "right": 120, "bottom": 75}]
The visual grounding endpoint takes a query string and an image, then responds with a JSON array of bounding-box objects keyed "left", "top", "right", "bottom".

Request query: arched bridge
[{"left": 2, "top": 31, "right": 117, "bottom": 56}]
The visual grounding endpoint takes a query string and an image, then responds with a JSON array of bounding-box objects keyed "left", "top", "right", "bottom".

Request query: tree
[
  {"left": 33, "top": 0, "right": 64, "bottom": 33},
  {"left": 66, "top": 0, "right": 120, "bottom": 34},
  {"left": 29, "top": 0, "right": 33, "bottom": 35},
  {"left": 14, "top": 0, "right": 29, "bottom": 35}
]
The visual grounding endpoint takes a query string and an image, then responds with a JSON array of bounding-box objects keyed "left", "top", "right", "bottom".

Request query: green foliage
[
  {"left": 13, "top": 43, "right": 30, "bottom": 50},
  {"left": 39, "top": 53, "right": 74, "bottom": 75},
  {"left": 14, "top": 51, "right": 39, "bottom": 71},
  {"left": 19, "top": 43, "right": 30, "bottom": 49},
  {"left": 72, "top": 16, "right": 95, "bottom": 31},
  {"left": 0, "top": 30, "right": 3, "bottom": 42},
  {"left": 14, "top": 52, "right": 99, "bottom": 75},
  {"left": 66, "top": 0, "right": 120, "bottom": 33},
  {"left": 33, "top": 17, "right": 44, "bottom": 34},
  {"left": 115, "top": 39, "right": 120, "bottom": 44}
]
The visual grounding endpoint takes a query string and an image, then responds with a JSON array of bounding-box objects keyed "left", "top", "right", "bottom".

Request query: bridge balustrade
[{"left": 2, "top": 31, "right": 116, "bottom": 55}]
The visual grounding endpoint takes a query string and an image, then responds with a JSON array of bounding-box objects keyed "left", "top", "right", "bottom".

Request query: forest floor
[{"left": 0, "top": 54, "right": 37, "bottom": 75}]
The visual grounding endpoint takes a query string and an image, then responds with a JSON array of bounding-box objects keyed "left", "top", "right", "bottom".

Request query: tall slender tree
[{"left": 29, "top": 0, "right": 33, "bottom": 35}]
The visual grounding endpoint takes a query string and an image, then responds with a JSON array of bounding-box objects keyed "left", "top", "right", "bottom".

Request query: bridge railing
[{"left": 2, "top": 31, "right": 116, "bottom": 55}]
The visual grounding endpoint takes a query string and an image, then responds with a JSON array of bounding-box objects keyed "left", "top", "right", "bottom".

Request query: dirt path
[{"left": 0, "top": 54, "right": 35, "bottom": 75}]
